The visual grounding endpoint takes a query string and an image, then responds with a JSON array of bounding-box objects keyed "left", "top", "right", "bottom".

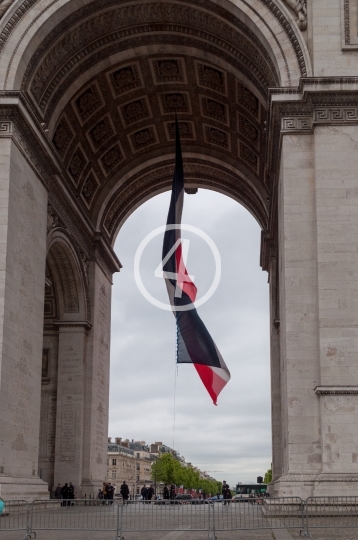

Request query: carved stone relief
[
  {"left": 0, "top": 0, "right": 14, "bottom": 19},
  {"left": 282, "top": 0, "right": 307, "bottom": 31},
  {"left": 342, "top": 0, "right": 358, "bottom": 48},
  {"left": 48, "top": 243, "right": 79, "bottom": 313}
]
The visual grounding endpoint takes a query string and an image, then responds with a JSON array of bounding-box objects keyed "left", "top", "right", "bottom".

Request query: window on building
[
  {"left": 112, "top": 459, "right": 116, "bottom": 465},
  {"left": 137, "top": 475, "right": 140, "bottom": 482},
  {"left": 137, "top": 453, "right": 140, "bottom": 459},
  {"left": 112, "top": 470, "right": 116, "bottom": 479},
  {"left": 136, "top": 464, "right": 140, "bottom": 470},
  {"left": 107, "top": 459, "right": 109, "bottom": 465},
  {"left": 136, "top": 487, "right": 139, "bottom": 494}
]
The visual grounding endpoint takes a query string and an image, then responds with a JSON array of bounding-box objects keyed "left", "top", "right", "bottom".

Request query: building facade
[
  {"left": 106, "top": 438, "right": 153, "bottom": 496},
  {"left": 0, "top": 0, "right": 358, "bottom": 500},
  {"left": 106, "top": 440, "right": 136, "bottom": 496}
]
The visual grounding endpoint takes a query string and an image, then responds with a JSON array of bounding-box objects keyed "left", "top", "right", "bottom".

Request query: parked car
[
  {"left": 207, "top": 495, "right": 223, "bottom": 503},
  {"left": 174, "top": 494, "right": 193, "bottom": 502},
  {"left": 231, "top": 494, "right": 249, "bottom": 503},
  {"left": 191, "top": 498, "right": 211, "bottom": 505},
  {"left": 154, "top": 499, "right": 181, "bottom": 505}
]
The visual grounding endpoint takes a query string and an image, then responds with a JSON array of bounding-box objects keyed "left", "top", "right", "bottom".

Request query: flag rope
[{"left": 172, "top": 353, "right": 178, "bottom": 450}]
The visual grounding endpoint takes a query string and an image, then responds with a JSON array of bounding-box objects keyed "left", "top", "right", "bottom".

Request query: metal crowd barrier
[
  {"left": 0, "top": 500, "right": 29, "bottom": 534},
  {"left": 118, "top": 499, "right": 210, "bottom": 538},
  {"left": 27, "top": 499, "right": 120, "bottom": 538},
  {"left": 305, "top": 496, "right": 358, "bottom": 536},
  {"left": 211, "top": 497, "right": 306, "bottom": 536},
  {"left": 1, "top": 496, "right": 358, "bottom": 538}
]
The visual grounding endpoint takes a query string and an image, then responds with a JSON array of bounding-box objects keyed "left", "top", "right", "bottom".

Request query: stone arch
[
  {"left": 46, "top": 233, "right": 88, "bottom": 320},
  {"left": 8, "top": 0, "right": 291, "bottom": 493},
  {"left": 40, "top": 232, "right": 90, "bottom": 490},
  {"left": 100, "top": 157, "right": 268, "bottom": 244},
  {"left": 0, "top": 0, "right": 311, "bottom": 94},
  {"left": 0, "top": 1, "right": 311, "bottom": 253}
]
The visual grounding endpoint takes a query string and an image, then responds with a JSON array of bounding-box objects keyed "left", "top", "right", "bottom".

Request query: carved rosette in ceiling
[
  {"left": 10, "top": 0, "right": 314, "bottom": 247},
  {"left": 45, "top": 53, "right": 267, "bottom": 227},
  {"left": 24, "top": 1, "right": 280, "bottom": 115}
]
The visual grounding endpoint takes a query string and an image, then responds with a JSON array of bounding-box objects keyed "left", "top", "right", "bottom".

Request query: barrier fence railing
[
  {"left": 211, "top": 496, "right": 306, "bottom": 535},
  {"left": 1, "top": 496, "right": 358, "bottom": 538},
  {"left": 305, "top": 496, "right": 358, "bottom": 537},
  {"left": 28, "top": 499, "right": 120, "bottom": 538},
  {"left": 118, "top": 499, "right": 211, "bottom": 539},
  {"left": 0, "top": 500, "right": 29, "bottom": 534}
]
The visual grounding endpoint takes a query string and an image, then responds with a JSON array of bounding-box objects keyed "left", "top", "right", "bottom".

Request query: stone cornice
[
  {"left": 91, "top": 233, "right": 122, "bottom": 281},
  {"left": 0, "top": 101, "right": 57, "bottom": 188},
  {"left": 278, "top": 473, "right": 358, "bottom": 483},
  {"left": 265, "top": 79, "right": 358, "bottom": 249},
  {"left": 54, "top": 320, "right": 92, "bottom": 331},
  {"left": 315, "top": 386, "right": 358, "bottom": 396}
]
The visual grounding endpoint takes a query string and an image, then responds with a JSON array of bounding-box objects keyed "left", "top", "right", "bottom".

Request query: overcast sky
[{"left": 108, "top": 188, "right": 271, "bottom": 489}]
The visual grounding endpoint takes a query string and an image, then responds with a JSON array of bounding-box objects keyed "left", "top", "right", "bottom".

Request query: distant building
[
  {"left": 150, "top": 441, "right": 186, "bottom": 465},
  {"left": 107, "top": 438, "right": 136, "bottom": 495},
  {"left": 107, "top": 437, "right": 216, "bottom": 497},
  {"left": 107, "top": 437, "right": 154, "bottom": 496}
]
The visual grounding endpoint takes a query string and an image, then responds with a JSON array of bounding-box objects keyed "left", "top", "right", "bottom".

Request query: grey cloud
[{"left": 109, "top": 189, "right": 271, "bottom": 486}]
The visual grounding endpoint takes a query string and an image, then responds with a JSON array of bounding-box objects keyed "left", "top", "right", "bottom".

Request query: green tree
[
  {"left": 151, "top": 454, "right": 221, "bottom": 496},
  {"left": 264, "top": 468, "right": 272, "bottom": 484},
  {"left": 151, "top": 452, "right": 184, "bottom": 485}
]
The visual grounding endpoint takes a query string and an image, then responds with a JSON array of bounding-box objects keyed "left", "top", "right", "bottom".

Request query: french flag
[{"left": 162, "top": 121, "right": 230, "bottom": 405}]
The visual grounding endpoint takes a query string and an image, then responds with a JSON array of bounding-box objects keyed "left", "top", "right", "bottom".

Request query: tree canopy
[
  {"left": 264, "top": 468, "right": 272, "bottom": 484},
  {"left": 151, "top": 453, "right": 221, "bottom": 495}
]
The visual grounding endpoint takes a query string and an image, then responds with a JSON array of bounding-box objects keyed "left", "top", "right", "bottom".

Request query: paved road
[{"left": 1, "top": 500, "right": 358, "bottom": 539}]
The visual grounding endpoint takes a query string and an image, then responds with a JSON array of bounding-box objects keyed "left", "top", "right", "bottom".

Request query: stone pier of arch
[{"left": 0, "top": 0, "right": 358, "bottom": 501}]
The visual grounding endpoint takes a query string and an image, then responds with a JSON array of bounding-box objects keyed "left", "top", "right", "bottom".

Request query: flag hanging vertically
[{"left": 162, "top": 120, "right": 231, "bottom": 405}]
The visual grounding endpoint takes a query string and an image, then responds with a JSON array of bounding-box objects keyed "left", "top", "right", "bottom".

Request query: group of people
[
  {"left": 97, "top": 480, "right": 132, "bottom": 503},
  {"left": 140, "top": 484, "right": 155, "bottom": 500},
  {"left": 97, "top": 482, "right": 115, "bottom": 503},
  {"left": 54, "top": 482, "right": 75, "bottom": 505},
  {"left": 162, "top": 484, "right": 176, "bottom": 500}
]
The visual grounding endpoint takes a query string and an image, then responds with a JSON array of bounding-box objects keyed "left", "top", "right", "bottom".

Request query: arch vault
[{"left": 1, "top": 0, "right": 358, "bottom": 500}]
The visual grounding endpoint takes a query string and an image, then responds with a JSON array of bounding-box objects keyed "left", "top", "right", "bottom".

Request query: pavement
[
  {"left": 2, "top": 527, "right": 358, "bottom": 539},
  {"left": 1, "top": 500, "right": 358, "bottom": 539}
]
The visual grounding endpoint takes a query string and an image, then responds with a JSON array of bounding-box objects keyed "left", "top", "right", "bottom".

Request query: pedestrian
[
  {"left": 54, "top": 483, "right": 62, "bottom": 501},
  {"left": 169, "top": 484, "right": 176, "bottom": 500},
  {"left": 141, "top": 485, "right": 148, "bottom": 501},
  {"left": 97, "top": 488, "right": 103, "bottom": 505},
  {"left": 106, "top": 482, "right": 115, "bottom": 504},
  {"left": 68, "top": 482, "right": 75, "bottom": 504},
  {"left": 102, "top": 482, "right": 108, "bottom": 503},
  {"left": 163, "top": 484, "right": 170, "bottom": 500},
  {"left": 222, "top": 480, "right": 231, "bottom": 506},
  {"left": 120, "top": 481, "right": 129, "bottom": 503},
  {"left": 61, "top": 483, "right": 69, "bottom": 506},
  {"left": 147, "top": 484, "right": 154, "bottom": 501}
]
